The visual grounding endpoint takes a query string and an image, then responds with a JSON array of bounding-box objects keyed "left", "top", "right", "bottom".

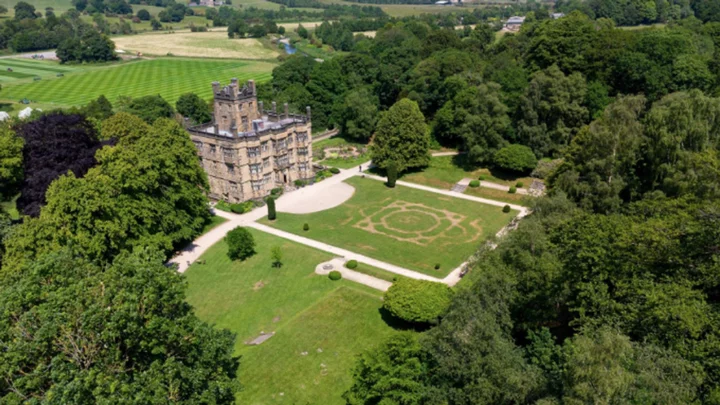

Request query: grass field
[
  {"left": 0, "top": 58, "right": 275, "bottom": 107},
  {"left": 184, "top": 229, "right": 400, "bottom": 404},
  {"left": 400, "top": 155, "right": 537, "bottom": 190},
  {"left": 0, "top": 58, "right": 80, "bottom": 84},
  {"left": 260, "top": 176, "right": 517, "bottom": 275},
  {"left": 113, "top": 31, "right": 281, "bottom": 59}
]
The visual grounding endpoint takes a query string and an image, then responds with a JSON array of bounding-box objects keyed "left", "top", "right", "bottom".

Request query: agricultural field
[
  {"left": 113, "top": 31, "right": 281, "bottom": 59},
  {"left": 260, "top": 176, "right": 517, "bottom": 275},
  {"left": 0, "top": 0, "right": 74, "bottom": 15},
  {"left": 184, "top": 229, "right": 400, "bottom": 404},
  {"left": 0, "top": 58, "right": 275, "bottom": 107}
]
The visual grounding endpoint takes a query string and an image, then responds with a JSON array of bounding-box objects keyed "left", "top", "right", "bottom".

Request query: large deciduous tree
[
  {"left": 0, "top": 126, "right": 23, "bottom": 201},
  {"left": 516, "top": 65, "right": 590, "bottom": 158},
  {"left": 176, "top": 93, "right": 212, "bottom": 125},
  {"left": 16, "top": 113, "right": 111, "bottom": 217},
  {"left": 121, "top": 95, "right": 175, "bottom": 124},
  {"left": 331, "top": 87, "right": 378, "bottom": 142},
  {"left": 370, "top": 98, "right": 430, "bottom": 173},
  {"left": 0, "top": 247, "right": 240, "bottom": 403}
]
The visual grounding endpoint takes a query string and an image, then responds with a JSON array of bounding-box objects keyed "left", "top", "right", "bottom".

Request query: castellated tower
[{"left": 187, "top": 79, "right": 313, "bottom": 202}]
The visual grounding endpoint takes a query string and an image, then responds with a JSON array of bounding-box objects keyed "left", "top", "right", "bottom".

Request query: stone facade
[{"left": 188, "top": 79, "right": 313, "bottom": 202}]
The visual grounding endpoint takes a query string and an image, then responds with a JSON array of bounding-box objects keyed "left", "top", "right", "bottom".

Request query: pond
[{"left": 283, "top": 42, "right": 297, "bottom": 55}]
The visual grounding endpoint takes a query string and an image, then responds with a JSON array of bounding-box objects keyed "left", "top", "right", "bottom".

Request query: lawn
[
  {"left": 465, "top": 185, "right": 531, "bottom": 205},
  {"left": 0, "top": 58, "right": 80, "bottom": 84},
  {"left": 314, "top": 136, "right": 370, "bottom": 169},
  {"left": 183, "top": 229, "right": 400, "bottom": 404},
  {"left": 113, "top": 31, "right": 281, "bottom": 59},
  {"left": 0, "top": 58, "right": 275, "bottom": 107},
  {"left": 259, "top": 176, "right": 517, "bottom": 275},
  {"left": 400, "top": 155, "right": 538, "bottom": 190}
]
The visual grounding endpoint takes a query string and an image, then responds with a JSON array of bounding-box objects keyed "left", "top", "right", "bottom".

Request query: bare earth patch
[{"left": 113, "top": 31, "right": 280, "bottom": 59}]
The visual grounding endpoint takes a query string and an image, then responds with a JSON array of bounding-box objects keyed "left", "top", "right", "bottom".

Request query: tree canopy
[{"left": 370, "top": 98, "right": 430, "bottom": 172}]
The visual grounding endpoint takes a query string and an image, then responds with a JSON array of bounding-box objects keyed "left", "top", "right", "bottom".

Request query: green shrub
[
  {"left": 294, "top": 179, "right": 306, "bottom": 187},
  {"left": 383, "top": 278, "right": 454, "bottom": 324},
  {"left": 303, "top": 223, "right": 309, "bottom": 231},
  {"left": 215, "top": 200, "right": 232, "bottom": 212},
  {"left": 386, "top": 161, "right": 398, "bottom": 188},
  {"left": 515, "top": 181, "right": 524, "bottom": 188},
  {"left": 329, "top": 270, "right": 342, "bottom": 281},
  {"left": 479, "top": 175, "right": 487, "bottom": 181},
  {"left": 503, "top": 205, "right": 511, "bottom": 213},
  {"left": 225, "top": 227, "right": 255, "bottom": 261},
  {"left": 329, "top": 167, "right": 340, "bottom": 174},
  {"left": 434, "top": 263, "right": 440, "bottom": 270},
  {"left": 345, "top": 260, "right": 358, "bottom": 269},
  {"left": 229, "top": 201, "right": 254, "bottom": 214},
  {"left": 267, "top": 197, "right": 276, "bottom": 220},
  {"left": 270, "top": 187, "right": 283, "bottom": 197},
  {"left": 509, "top": 186, "right": 517, "bottom": 194},
  {"left": 493, "top": 144, "right": 538, "bottom": 173},
  {"left": 468, "top": 180, "right": 480, "bottom": 188}
]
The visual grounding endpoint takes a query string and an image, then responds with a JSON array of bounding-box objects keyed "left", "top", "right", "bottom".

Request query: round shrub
[
  {"left": 345, "top": 260, "right": 358, "bottom": 269},
  {"left": 479, "top": 175, "right": 487, "bottom": 181},
  {"left": 434, "top": 263, "right": 440, "bottom": 270},
  {"left": 303, "top": 223, "right": 309, "bottom": 231},
  {"left": 508, "top": 186, "right": 517, "bottom": 194},
  {"left": 493, "top": 144, "right": 538, "bottom": 173},
  {"left": 468, "top": 180, "right": 480, "bottom": 188},
  {"left": 515, "top": 181, "right": 524, "bottom": 188},
  {"left": 503, "top": 204, "right": 511, "bottom": 213},
  {"left": 329, "top": 270, "right": 342, "bottom": 281},
  {"left": 225, "top": 226, "right": 255, "bottom": 261},
  {"left": 383, "top": 278, "right": 454, "bottom": 324},
  {"left": 329, "top": 167, "right": 340, "bottom": 174}
]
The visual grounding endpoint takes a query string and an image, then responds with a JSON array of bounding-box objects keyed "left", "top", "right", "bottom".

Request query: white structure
[
  {"left": 0, "top": 111, "right": 10, "bottom": 121},
  {"left": 18, "top": 107, "right": 39, "bottom": 119},
  {"left": 552, "top": 12, "right": 565, "bottom": 19}
]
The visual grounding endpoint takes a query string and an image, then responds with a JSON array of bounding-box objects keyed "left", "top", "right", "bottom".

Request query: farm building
[
  {"left": 504, "top": 16, "right": 526, "bottom": 31},
  {"left": 188, "top": 79, "right": 313, "bottom": 203}
]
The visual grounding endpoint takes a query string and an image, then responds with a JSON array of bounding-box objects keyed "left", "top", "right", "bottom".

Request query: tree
[
  {"left": 0, "top": 126, "right": 23, "bottom": 201},
  {"left": 433, "top": 83, "right": 510, "bottom": 164},
  {"left": 297, "top": 23, "right": 308, "bottom": 39},
  {"left": 57, "top": 31, "right": 116, "bottom": 64},
  {"left": 150, "top": 18, "right": 161, "bottom": 31},
  {"left": 137, "top": 8, "right": 151, "bottom": 20},
  {"left": 524, "top": 11, "right": 598, "bottom": 74},
  {"left": 267, "top": 197, "right": 276, "bottom": 220},
  {"left": 225, "top": 226, "right": 255, "bottom": 261},
  {"left": 13, "top": 1, "right": 37, "bottom": 20},
  {"left": 271, "top": 246, "right": 282, "bottom": 267},
  {"left": 83, "top": 95, "right": 113, "bottom": 121},
  {"left": 4, "top": 118, "right": 210, "bottom": 266},
  {"left": 493, "top": 144, "right": 538, "bottom": 173},
  {"left": 100, "top": 112, "right": 151, "bottom": 143},
  {"left": 344, "top": 333, "right": 430, "bottom": 405},
  {"left": 16, "top": 113, "right": 111, "bottom": 217},
  {"left": 176, "top": 93, "right": 211, "bottom": 124},
  {"left": 331, "top": 87, "right": 378, "bottom": 142},
  {"left": 516, "top": 65, "right": 590, "bottom": 158},
  {"left": 383, "top": 278, "right": 453, "bottom": 324},
  {"left": 386, "top": 161, "right": 397, "bottom": 188},
  {"left": 0, "top": 247, "right": 240, "bottom": 403},
  {"left": 370, "top": 99, "right": 430, "bottom": 173},
  {"left": 271, "top": 56, "right": 317, "bottom": 91},
  {"left": 122, "top": 95, "right": 175, "bottom": 124}
]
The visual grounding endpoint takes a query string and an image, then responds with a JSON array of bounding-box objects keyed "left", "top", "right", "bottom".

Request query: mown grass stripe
[{"left": 0, "top": 60, "right": 75, "bottom": 73}]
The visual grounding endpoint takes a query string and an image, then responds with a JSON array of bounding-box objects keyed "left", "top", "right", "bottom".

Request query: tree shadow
[
  {"left": 487, "top": 167, "right": 527, "bottom": 182},
  {"left": 0, "top": 103, "right": 15, "bottom": 113},
  {"left": 379, "top": 307, "right": 434, "bottom": 332}
]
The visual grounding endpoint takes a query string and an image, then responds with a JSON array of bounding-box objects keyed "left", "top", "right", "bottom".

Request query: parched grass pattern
[
  {"left": 355, "top": 200, "right": 483, "bottom": 247},
  {"left": 0, "top": 58, "right": 274, "bottom": 106}
]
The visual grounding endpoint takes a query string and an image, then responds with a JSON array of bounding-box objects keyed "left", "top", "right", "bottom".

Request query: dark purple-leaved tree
[{"left": 16, "top": 112, "right": 113, "bottom": 217}]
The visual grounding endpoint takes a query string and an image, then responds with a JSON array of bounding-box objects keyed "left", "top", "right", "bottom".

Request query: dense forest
[{"left": 256, "top": 10, "right": 720, "bottom": 403}]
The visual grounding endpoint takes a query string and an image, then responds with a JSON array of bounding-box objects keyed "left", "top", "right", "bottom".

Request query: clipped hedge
[
  {"left": 469, "top": 180, "right": 480, "bottom": 188},
  {"left": 230, "top": 201, "right": 254, "bottom": 214},
  {"left": 503, "top": 205, "right": 511, "bottom": 213},
  {"left": 303, "top": 223, "right": 309, "bottom": 231},
  {"left": 383, "top": 278, "right": 453, "bottom": 324},
  {"left": 345, "top": 260, "right": 358, "bottom": 269},
  {"left": 329, "top": 270, "right": 342, "bottom": 281},
  {"left": 329, "top": 167, "right": 340, "bottom": 174},
  {"left": 508, "top": 186, "right": 517, "bottom": 194},
  {"left": 515, "top": 181, "right": 524, "bottom": 188}
]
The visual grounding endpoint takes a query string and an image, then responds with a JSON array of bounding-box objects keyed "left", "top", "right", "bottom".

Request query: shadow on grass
[{"left": 379, "top": 307, "right": 434, "bottom": 332}]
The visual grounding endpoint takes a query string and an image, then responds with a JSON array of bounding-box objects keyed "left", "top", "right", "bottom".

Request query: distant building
[
  {"left": 191, "top": 0, "right": 224, "bottom": 6},
  {"left": 434, "top": 1, "right": 451, "bottom": 5},
  {"left": 504, "top": 16, "right": 526, "bottom": 31},
  {"left": 187, "top": 79, "right": 313, "bottom": 203},
  {"left": 552, "top": 12, "right": 565, "bottom": 19}
]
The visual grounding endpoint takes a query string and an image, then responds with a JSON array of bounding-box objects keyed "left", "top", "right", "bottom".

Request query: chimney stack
[
  {"left": 248, "top": 79, "right": 256, "bottom": 95},
  {"left": 259, "top": 100, "right": 264, "bottom": 116},
  {"left": 271, "top": 101, "right": 277, "bottom": 114},
  {"left": 212, "top": 81, "right": 220, "bottom": 94},
  {"left": 306, "top": 106, "right": 311, "bottom": 121},
  {"left": 230, "top": 78, "right": 238, "bottom": 97},
  {"left": 284, "top": 103, "right": 289, "bottom": 119}
]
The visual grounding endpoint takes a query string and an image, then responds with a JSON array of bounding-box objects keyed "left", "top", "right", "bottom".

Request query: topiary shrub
[
  {"left": 230, "top": 201, "right": 254, "bottom": 214},
  {"left": 508, "top": 186, "right": 517, "bottom": 194},
  {"left": 383, "top": 278, "right": 453, "bottom": 324},
  {"left": 515, "top": 181, "right": 524, "bottom": 188},
  {"left": 386, "top": 161, "right": 398, "bottom": 188},
  {"left": 468, "top": 180, "right": 480, "bottom": 188},
  {"left": 329, "top": 270, "right": 342, "bottom": 281},
  {"left": 267, "top": 197, "right": 276, "bottom": 220},
  {"left": 225, "top": 226, "right": 255, "bottom": 261},
  {"left": 479, "top": 175, "right": 487, "bottom": 181},
  {"left": 329, "top": 167, "right": 340, "bottom": 174},
  {"left": 303, "top": 223, "right": 309, "bottom": 231},
  {"left": 493, "top": 144, "right": 538, "bottom": 173},
  {"left": 345, "top": 260, "right": 358, "bottom": 269},
  {"left": 434, "top": 263, "right": 440, "bottom": 270},
  {"left": 503, "top": 204, "right": 511, "bottom": 213}
]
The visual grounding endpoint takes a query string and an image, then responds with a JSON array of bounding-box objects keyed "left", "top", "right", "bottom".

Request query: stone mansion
[{"left": 188, "top": 79, "right": 313, "bottom": 202}]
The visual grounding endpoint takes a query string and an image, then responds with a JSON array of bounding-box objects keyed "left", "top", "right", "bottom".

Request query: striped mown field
[
  {"left": 0, "top": 58, "right": 81, "bottom": 84},
  {"left": 0, "top": 58, "right": 275, "bottom": 107}
]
